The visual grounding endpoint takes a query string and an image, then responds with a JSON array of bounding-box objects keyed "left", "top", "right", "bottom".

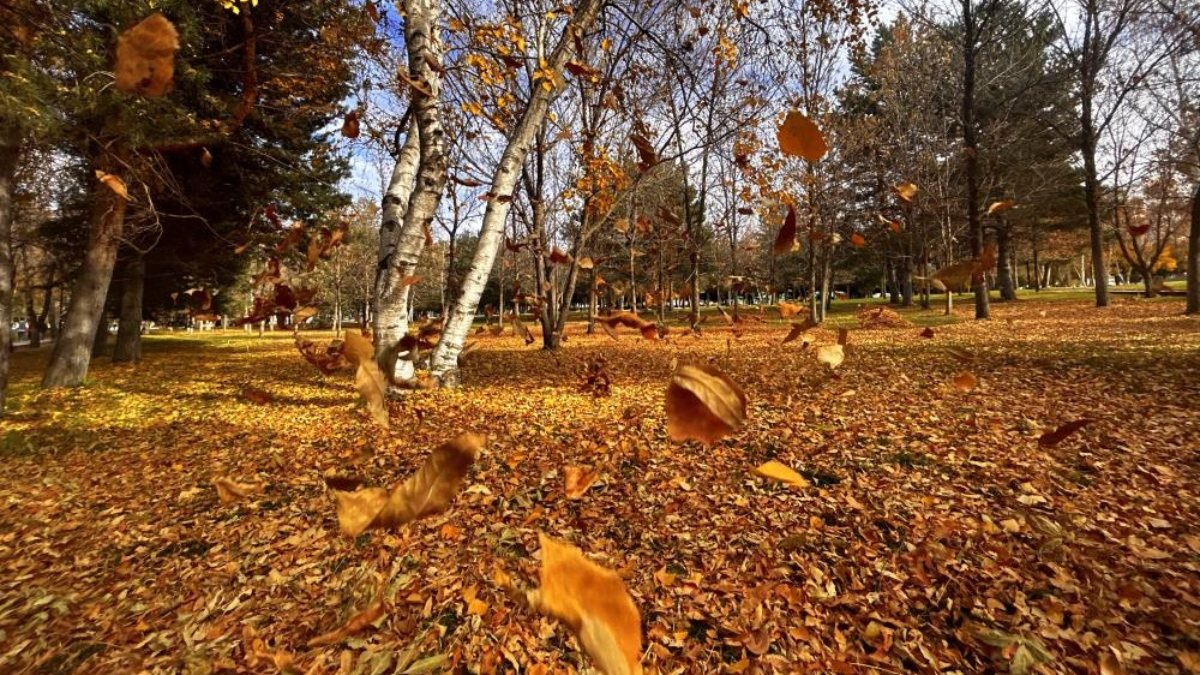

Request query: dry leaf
[
  {"left": 986, "top": 200, "right": 1016, "bottom": 216},
  {"left": 777, "top": 111, "right": 828, "bottom": 162},
  {"left": 528, "top": 534, "right": 643, "bottom": 675},
  {"left": 665, "top": 364, "right": 747, "bottom": 444},
  {"left": 754, "top": 460, "right": 810, "bottom": 488},
  {"left": 952, "top": 371, "right": 978, "bottom": 392},
  {"left": 114, "top": 13, "right": 179, "bottom": 97},
  {"left": 849, "top": 232, "right": 867, "bottom": 247},
  {"left": 920, "top": 327, "right": 935, "bottom": 339},
  {"left": 354, "top": 361, "right": 390, "bottom": 428},
  {"left": 783, "top": 317, "right": 817, "bottom": 344},
  {"left": 773, "top": 205, "right": 797, "bottom": 254},
  {"left": 894, "top": 182, "right": 918, "bottom": 202},
  {"left": 213, "top": 478, "right": 263, "bottom": 505},
  {"left": 340, "top": 330, "right": 374, "bottom": 367},
  {"left": 1038, "top": 419, "right": 1094, "bottom": 448},
  {"left": 240, "top": 386, "right": 274, "bottom": 405},
  {"left": 333, "top": 432, "right": 483, "bottom": 536},
  {"left": 95, "top": 171, "right": 129, "bottom": 201},
  {"left": 816, "top": 344, "right": 844, "bottom": 370},
  {"left": 564, "top": 466, "right": 601, "bottom": 499},
  {"left": 341, "top": 110, "right": 360, "bottom": 139},
  {"left": 307, "top": 602, "right": 386, "bottom": 647}
]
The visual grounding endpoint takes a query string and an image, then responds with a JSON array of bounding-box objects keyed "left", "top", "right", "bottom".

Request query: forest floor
[{"left": 1, "top": 297, "right": 1198, "bottom": 674}]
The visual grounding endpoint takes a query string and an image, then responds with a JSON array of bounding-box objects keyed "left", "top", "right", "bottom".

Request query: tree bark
[
  {"left": 43, "top": 170, "right": 127, "bottom": 387},
  {"left": 429, "top": 0, "right": 608, "bottom": 385},
  {"left": 92, "top": 306, "right": 110, "bottom": 357},
  {"left": 0, "top": 127, "right": 18, "bottom": 414},
  {"left": 961, "top": 0, "right": 990, "bottom": 320},
  {"left": 997, "top": 223, "right": 1016, "bottom": 301},
  {"left": 113, "top": 255, "right": 144, "bottom": 363},
  {"left": 374, "top": 118, "right": 423, "bottom": 381},
  {"left": 1187, "top": 182, "right": 1199, "bottom": 314}
]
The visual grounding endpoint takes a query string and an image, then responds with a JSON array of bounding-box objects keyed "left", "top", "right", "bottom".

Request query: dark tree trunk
[
  {"left": 961, "top": 0, "right": 990, "bottom": 319},
  {"left": 113, "top": 255, "right": 144, "bottom": 363},
  {"left": 1187, "top": 182, "right": 1198, "bottom": 314},
  {"left": 25, "top": 293, "right": 40, "bottom": 347},
  {"left": 0, "top": 127, "right": 18, "bottom": 414},
  {"left": 42, "top": 169, "right": 127, "bottom": 388},
  {"left": 92, "top": 307, "right": 110, "bottom": 357},
  {"left": 901, "top": 257, "right": 914, "bottom": 307},
  {"left": 997, "top": 224, "right": 1016, "bottom": 301}
]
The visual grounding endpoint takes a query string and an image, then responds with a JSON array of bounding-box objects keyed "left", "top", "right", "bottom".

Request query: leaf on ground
[
  {"left": 213, "top": 478, "right": 263, "bottom": 505},
  {"left": 665, "top": 364, "right": 747, "bottom": 444},
  {"left": 333, "top": 432, "right": 483, "bottom": 536},
  {"left": 952, "top": 371, "right": 978, "bottom": 392},
  {"left": 239, "top": 386, "right": 274, "bottom": 405},
  {"left": 307, "top": 602, "right": 386, "bottom": 647},
  {"left": 920, "top": 326, "right": 935, "bottom": 339},
  {"left": 1038, "top": 419, "right": 1094, "bottom": 448},
  {"left": 527, "top": 534, "right": 643, "bottom": 675},
  {"left": 754, "top": 461, "right": 810, "bottom": 488}
]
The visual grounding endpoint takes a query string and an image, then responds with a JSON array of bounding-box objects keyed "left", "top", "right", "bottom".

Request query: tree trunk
[
  {"left": 429, "top": 0, "right": 607, "bottom": 385},
  {"left": 25, "top": 293, "right": 40, "bottom": 348},
  {"left": 1187, "top": 182, "right": 1199, "bottom": 314},
  {"left": 92, "top": 302, "right": 110, "bottom": 357},
  {"left": 374, "top": 120, "right": 423, "bottom": 381},
  {"left": 43, "top": 171, "right": 127, "bottom": 387},
  {"left": 0, "top": 127, "right": 17, "bottom": 414},
  {"left": 113, "top": 255, "right": 144, "bottom": 363},
  {"left": 961, "top": 0, "right": 989, "bottom": 320},
  {"left": 997, "top": 224, "right": 1016, "bottom": 301}
]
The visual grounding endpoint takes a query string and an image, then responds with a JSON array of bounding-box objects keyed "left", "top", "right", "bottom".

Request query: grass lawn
[{"left": 1, "top": 296, "right": 1198, "bottom": 673}]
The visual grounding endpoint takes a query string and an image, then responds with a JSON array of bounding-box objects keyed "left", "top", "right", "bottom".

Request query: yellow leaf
[
  {"left": 894, "top": 182, "right": 918, "bottom": 202},
  {"left": 354, "top": 361, "right": 389, "bottom": 428},
  {"left": 816, "top": 344, "right": 844, "bottom": 370},
  {"left": 753, "top": 460, "right": 810, "bottom": 488},
  {"left": 952, "top": 371, "right": 977, "bottom": 392},
  {"left": 564, "top": 465, "right": 601, "bottom": 499},
  {"left": 986, "top": 200, "right": 1017, "bottom": 215},
  {"left": 213, "top": 477, "right": 263, "bottom": 505},
  {"left": 529, "top": 534, "right": 643, "bottom": 675},
  {"left": 777, "top": 111, "right": 828, "bottom": 162},
  {"left": 114, "top": 13, "right": 180, "bottom": 97}
]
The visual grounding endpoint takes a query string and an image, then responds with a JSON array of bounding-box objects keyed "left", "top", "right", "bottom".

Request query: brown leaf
[
  {"left": 894, "top": 182, "right": 918, "bottom": 202},
  {"left": 1038, "top": 419, "right": 1094, "bottom": 448},
  {"left": 354, "top": 361, "right": 390, "bottom": 428},
  {"left": 240, "top": 386, "right": 274, "bottom": 405},
  {"left": 114, "top": 13, "right": 179, "bottom": 97},
  {"left": 333, "top": 432, "right": 483, "bottom": 536},
  {"left": 951, "top": 371, "right": 978, "bottom": 392},
  {"left": 850, "top": 232, "right": 867, "bottom": 247},
  {"left": 296, "top": 335, "right": 349, "bottom": 374},
  {"left": 666, "top": 364, "right": 747, "bottom": 444},
  {"left": 564, "top": 466, "right": 601, "bottom": 499},
  {"left": 776, "top": 301, "right": 803, "bottom": 318},
  {"left": 777, "top": 111, "right": 828, "bottom": 162},
  {"left": 341, "top": 110, "right": 360, "bottom": 139},
  {"left": 213, "top": 478, "right": 263, "bottom": 505},
  {"left": 549, "top": 248, "right": 573, "bottom": 265},
  {"left": 986, "top": 200, "right": 1016, "bottom": 216},
  {"left": 920, "top": 326, "right": 935, "bottom": 339},
  {"left": 95, "top": 171, "right": 129, "bottom": 201},
  {"left": 773, "top": 205, "right": 797, "bottom": 254},
  {"left": 307, "top": 602, "right": 387, "bottom": 648},
  {"left": 528, "top": 534, "right": 643, "bottom": 675},
  {"left": 340, "top": 330, "right": 375, "bottom": 367}
]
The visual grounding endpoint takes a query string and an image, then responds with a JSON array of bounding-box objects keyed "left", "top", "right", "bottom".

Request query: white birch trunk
[{"left": 429, "top": 0, "right": 608, "bottom": 384}]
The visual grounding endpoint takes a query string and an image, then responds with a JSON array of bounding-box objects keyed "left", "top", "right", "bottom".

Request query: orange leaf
[
  {"left": 894, "top": 182, "right": 918, "bottom": 202},
  {"left": 333, "top": 432, "right": 483, "bottom": 536},
  {"left": 95, "top": 171, "right": 129, "bottom": 201},
  {"left": 665, "top": 364, "right": 747, "bottom": 444},
  {"left": 114, "top": 13, "right": 179, "bottom": 97},
  {"left": 951, "top": 371, "right": 977, "bottom": 392},
  {"left": 850, "top": 232, "right": 867, "bottom": 247},
  {"left": 239, "top": 386, "right": 274, "bottom": 405},
  {"left": 1038, "top": 419, "right": 1094, "bottom": 448},
  {"left": 776, "top": 301, "right": 803, "bottom": 318},
  {"left": 341, "top": 110, "right": 360, "bottom": 139},
  {"left": 529, "top": 534, "right": 643, "bottom": 675},
  {"left": 340, "top": 330, "right": 374, "bottom": 367},
  {"left": 777, "top": 111, "right": 828, "bottom": 162},
  {"left": 307, "top": 602, "right": 387, "bottom": 647},
  {"left": 564, "top": 466, "right": 601, "bottom": 499},
  {"left": 986, "top": 200, "right": 1016, "bottom": 216},
  {"left": 213, "top": 478, "right": 263, "bottom": 505},
  {"left": 354, "top": 361, "right": 390, "bottom": 428}
]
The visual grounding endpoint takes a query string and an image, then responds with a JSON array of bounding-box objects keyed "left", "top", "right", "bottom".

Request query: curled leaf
[
  {"left": 333, "top": 432, "right": 483, "bottom": 536},
  {"left": 894, "top": 182, "right": 918, "bottom": 202},
  {"left": 528, "top": 534, "right": 643, "bottom": 675},
  {"left": 307, "top": 602, "right": 387, "bottom": 647},
  {"left": 95, "top": 171, "right": 129, "bottom": 201},
  {"left": 666, "top": 364, "right": 747, "bottom": 444}
]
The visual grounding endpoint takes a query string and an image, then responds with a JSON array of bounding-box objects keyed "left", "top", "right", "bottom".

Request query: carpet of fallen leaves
[{"left": 1, "top": 298, "right": 1199, "bottom": 674}]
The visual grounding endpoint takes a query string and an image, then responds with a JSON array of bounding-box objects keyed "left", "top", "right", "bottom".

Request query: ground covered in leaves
[{"left": 2, "top": 297, "right": 1199, "bottom": 674}]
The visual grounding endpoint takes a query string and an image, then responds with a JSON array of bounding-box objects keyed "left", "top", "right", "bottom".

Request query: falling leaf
[
  {"left": 986, "top": 200, "right": 1016, "bottom": 216},
  {"left": 341, "top": 110, "right": 360, "bottom": 139},
  {"left": 354, "top": 360, "right": 390, "bottom": 428},
  {"left": 816, "top": 344, "right": 844, "bottom": 370},
  {"left": 773, "top": 205, "right": 797, "bottom": 254},
  {"left": 239, "top": 386, "right": 274, "bottom": 405},
  {"left": 549, "top": 248, "right": 572, "bottom": 265},
  {"left": 920, "top": 326, "right": 935, "bottom": 339},
  {"left": 200, "top": 148, "right": 213, "bottom": 167},
  {"left": 527, "top": 534, "right": 643, "bottom": 675},
  {"left": 577, "top": 256, "right": 594, "bottom": 269},
  {"left": 114, "top": 13, "right": 179, "bottom": 97},
  {"left": 213, "top": 478, "right": 263, "bottom": 505},
  {"left": 307, "top": 602, "right": 387, "bottom": 647},
  {"left": 665, "top": 364, "right": 747, "bottom": 444},
  {"left": 849, "top": 232, "right": 867, "bottom": 247},
  {"left": 564, "top": 466, "right": 601, "bottom": 499},
  {"left": 95, "top": 171, "right": 129, "bottom": 201},
  {"left": 511, "top": 315, "right": 534, "bottom": 345},
  {"left": 333, "top": 432, "right": 483, "bottom": 536},
  {"left": 754, "top": 460, "right": 810, "bottom": 488},
  {"left": 293, "top": 305, "right": 318, "bottom": 322},
  {"left": 777, "top": 111, "right": 828, "bottom": 162},
  {"left": 597, "top": 312, "right": 657, "bottom": 341},
  {"left": 951, "top": 371, "right": 978, "bottom": 392},
  {"left": 783, "top": 317, "right": 817, "bottom": 344},
  {"left": 1038, "top": 419, "right": 1094, "bottom": 448},
  {"left": 894, "top": 182, "right": 918, "bottom": 202},
  {"left": 340, "top": 330, "right": 375, "bottom": 367},
  {"left": 398, "top": 274, "right": 422, "bottom": 288},
  {"left": 777, "top": 301, "right": 803, "bottom": 318}
]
